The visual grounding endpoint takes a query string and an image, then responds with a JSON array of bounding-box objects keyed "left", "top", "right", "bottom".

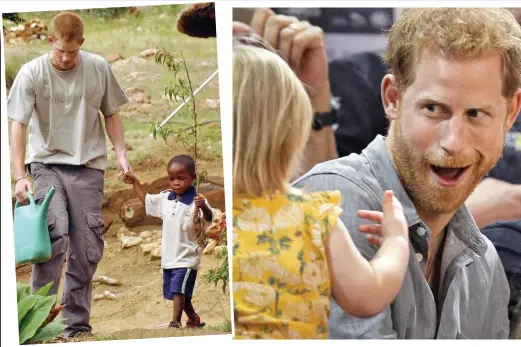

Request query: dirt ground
[{"left": 16, "top": 213, "right": 231, "bottom": 340}]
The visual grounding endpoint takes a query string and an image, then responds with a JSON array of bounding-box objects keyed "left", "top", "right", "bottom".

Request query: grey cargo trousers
[{"left": 29, "top": 163, "right": 104, "bottom": 337}]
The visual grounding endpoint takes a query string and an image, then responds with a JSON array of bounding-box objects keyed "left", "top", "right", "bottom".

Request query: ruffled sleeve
[{"left": 309, "top": 190, "right": 343, "bottom": 241}]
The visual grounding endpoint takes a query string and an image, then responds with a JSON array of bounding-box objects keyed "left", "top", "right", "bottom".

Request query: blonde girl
[{"left": 232, "top": 35, "right": 410, "bottom": 339}]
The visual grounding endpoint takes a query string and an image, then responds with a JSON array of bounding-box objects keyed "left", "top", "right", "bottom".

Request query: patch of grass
[
  {"left": 207, "top": 318, "right": 232, "bottom": 333},
  {"left": 5, "top": 47, "right": 45, "bottom": 89},
  {"left": 95, "top": 328, "right": 227, "bottom": 340}
]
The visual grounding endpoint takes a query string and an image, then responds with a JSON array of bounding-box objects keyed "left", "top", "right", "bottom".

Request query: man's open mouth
[{"left": 430, "top": 165, "right": 470, "bottom": 187}]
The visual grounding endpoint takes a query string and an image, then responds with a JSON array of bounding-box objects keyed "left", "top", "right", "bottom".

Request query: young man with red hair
[{"left": 8, "top": 12, "right": 132, "bottom": 337}]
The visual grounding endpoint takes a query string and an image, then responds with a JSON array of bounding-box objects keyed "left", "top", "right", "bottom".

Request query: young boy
[{"left": 123, "top": 154, "right": 213, "bottom": 329}]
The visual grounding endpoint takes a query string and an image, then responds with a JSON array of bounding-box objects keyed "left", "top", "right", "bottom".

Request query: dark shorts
[{"left": 163, "top": 268, "right": 197, "bottom": 300}]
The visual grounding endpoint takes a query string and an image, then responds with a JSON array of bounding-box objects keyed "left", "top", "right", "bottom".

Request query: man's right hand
[{"left": 15, "top": 177, "right": 33, "bottom": 203}]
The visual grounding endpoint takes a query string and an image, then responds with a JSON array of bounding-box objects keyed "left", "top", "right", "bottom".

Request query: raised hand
[{"left": 357, "top": 190, "right": 409, "bottom": 247}]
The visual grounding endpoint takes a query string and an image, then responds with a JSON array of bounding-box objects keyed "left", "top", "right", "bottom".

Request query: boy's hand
[
  {"left": 121, "top": 172, "right": 137, "bottom": 185},
  {"left": 194, "top": 194, "right": 206, "bottom": 208},
  {"left": 357, "top": 190, "right": 409, "bottom": 247}
]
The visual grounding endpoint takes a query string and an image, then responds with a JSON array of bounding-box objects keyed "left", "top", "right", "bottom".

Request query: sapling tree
[{"left": 152, "top": 49, "right": 209, "bottom": 248}]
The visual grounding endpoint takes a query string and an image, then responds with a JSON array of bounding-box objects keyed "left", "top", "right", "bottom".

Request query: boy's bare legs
[
  {"left": 184, "top": 297, "right": 197, "bottom": 321},
  {"left": 185, "top": 297, "right": 206, "bottom": 328},
  {"left": 171, "top": 294, "right": 185, "bottom": 328}
]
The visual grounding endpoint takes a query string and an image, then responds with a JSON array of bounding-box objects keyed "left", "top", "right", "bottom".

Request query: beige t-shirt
[
  {"left": 145, "top": 191, "right": 212, "bottom": 269},
  {"left": 7, "top": 50, "right": 129, "bottom": 171}
]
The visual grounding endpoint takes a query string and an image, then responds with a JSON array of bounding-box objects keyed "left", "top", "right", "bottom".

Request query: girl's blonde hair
[{"left": 233, "top": 38, "right": 313, "bottom": 197}]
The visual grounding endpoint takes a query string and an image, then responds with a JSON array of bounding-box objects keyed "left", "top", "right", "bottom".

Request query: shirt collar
[
  {"left": 362, "top": 135, "right": 486, "bottom": 255},
  {"left": 167, "top": 185, "right": 197, "bottom": 205}
]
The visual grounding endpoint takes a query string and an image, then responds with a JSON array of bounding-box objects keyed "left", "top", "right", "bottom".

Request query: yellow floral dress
[{"left": 232, "top": 190, "right": 342, "bottom": 339}]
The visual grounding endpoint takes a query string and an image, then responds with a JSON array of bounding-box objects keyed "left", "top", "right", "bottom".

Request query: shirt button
[
  {"left": 417, "top": 227, "right": 426, "bottom": 237},
  {"left": 416, "top": 253, "right": 424, "bottom": 262}
]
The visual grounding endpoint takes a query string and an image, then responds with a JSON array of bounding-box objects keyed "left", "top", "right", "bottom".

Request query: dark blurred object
[
  {"left": 487, "top": 118, "right": 521, "bottom": 184},
  {"left": 329, "top": 51, "right": 388, "bottom": 156},
  {"left": 177, "top": 2, "right": 216, "bottom": 38},
  {"left": 273, "top": 8, "right": 393, "bottom": 34},
  {"left": 2, "top": 13, "right": 24, "bottom": 35},
  {"left": 481, "top": 220, "right": 521, "bottom": 339},
  {"left": 2, "top": 13, "right": 24, "bottom": 24}
]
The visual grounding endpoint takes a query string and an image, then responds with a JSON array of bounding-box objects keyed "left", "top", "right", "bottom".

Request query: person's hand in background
[
  {"left": 233, "top": 8, "right": 338, "bottom": 176},
  {"left": 237, "top": 8, "right": 331, "bottom": 111},
  {"left": 466, "top": 178, "right": 521, "bottom": 228}
]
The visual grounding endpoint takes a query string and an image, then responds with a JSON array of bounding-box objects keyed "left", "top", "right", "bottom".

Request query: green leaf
[
  {"left": 26, "top": 321, "right": 66, "bottom": 344},
  {"left": 268, "top": 246, "right": 280, "bottom": 255},
  {"left": 19, "top": 295, "right": 57, "bottom": 344},
  {"left": 278, "top": 236, "right": 292, "bottom": 250},
  {"left": 34, "top": 282, "right": 54, "bottom": 297},
  {"left": 257, "top": 233, "right": 271, "bottom": 245},
  {"left": 18, "top": 295, "right": 37, "bottom": 325},
  {"left": 17, "top": 283, "right": 30, "bottom": 302}
]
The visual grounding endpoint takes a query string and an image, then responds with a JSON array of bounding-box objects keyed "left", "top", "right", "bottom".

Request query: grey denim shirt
[{"left": 293, "top": 135, "right": 510, "bottom": 339}]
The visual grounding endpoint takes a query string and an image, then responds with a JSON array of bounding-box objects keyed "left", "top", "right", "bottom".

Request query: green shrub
[
  {"left": 17, "top": 282, "right": 66, "bottom": 344},
  {"left": 203, "top": 224, "right": 229, "bottom": 293}
]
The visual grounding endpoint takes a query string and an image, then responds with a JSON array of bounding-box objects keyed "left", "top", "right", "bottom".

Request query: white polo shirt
[{"left": 145, "top": 191, "right": 212, "bottom": 269}]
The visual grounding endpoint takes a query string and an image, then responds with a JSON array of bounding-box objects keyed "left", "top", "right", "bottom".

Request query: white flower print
[
  {"left": 273, "top": 203, "right": 304, "bottom": 229},
  {"left": 234, "top": 281, "right": 276, "bottom": 307},
  {"left": 287, "top": 327, "right": 303, "bottom": 339},
  {"left": 238, "top": 256, "right": 266, "bottom": 279},
  {"left": 311, "top": 223, "right": 323, "bottom": 248},
  {"left": 302, "top": 258, "right": 327, "bottom": 289},
  {"left": 237, "top": 207, "right": 272, "bottom": 233},
  {"left": 282, "top": 301, "right": 311, "bottom": 321}
]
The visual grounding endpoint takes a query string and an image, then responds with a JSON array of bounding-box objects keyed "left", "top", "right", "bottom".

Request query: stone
[
  {"left": 203, "top": 239, "right": 218, "bottom": 254},
  {"left": 140, "top": 48, "right": 158, "bottom": 58},
  {"left": 106, "top": 52, "right": 122, "bottom": 63},
  {"left": 120, "top": 236, "right": 143, "bottom": 249},
  {"left": 149, "top": 245, "right": 162, "bottom": 260},
  {"left": 139, "top": 230, "right": 153, "bottom": 239},
  {"left": 140, "top": 243, "right": 157, "bottom": 254}
]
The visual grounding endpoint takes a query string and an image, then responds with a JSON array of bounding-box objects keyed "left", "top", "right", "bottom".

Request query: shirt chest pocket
[
  {"left": 182, "top": 210, "right": 196, "bottom": 232},
  {"left": 163, "top": 205, "right": 194, "bottom": 231}
]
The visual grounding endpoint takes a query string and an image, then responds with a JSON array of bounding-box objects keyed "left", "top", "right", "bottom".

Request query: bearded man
[{"left": 292, "top": 8, "right": 521, "bottom": 339}]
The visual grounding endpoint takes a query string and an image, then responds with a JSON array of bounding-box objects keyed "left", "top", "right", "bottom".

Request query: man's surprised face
[{"left": 390, "top": 50, "right": 515, "bottom": 214}]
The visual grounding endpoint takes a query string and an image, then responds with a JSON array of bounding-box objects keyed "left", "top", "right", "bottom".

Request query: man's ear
[
  {"left": 381, "top": 74, "right": 401, "bottom": 121},
  {"left": 505, "top": 89, "right": 521, "bottom": 133}
]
